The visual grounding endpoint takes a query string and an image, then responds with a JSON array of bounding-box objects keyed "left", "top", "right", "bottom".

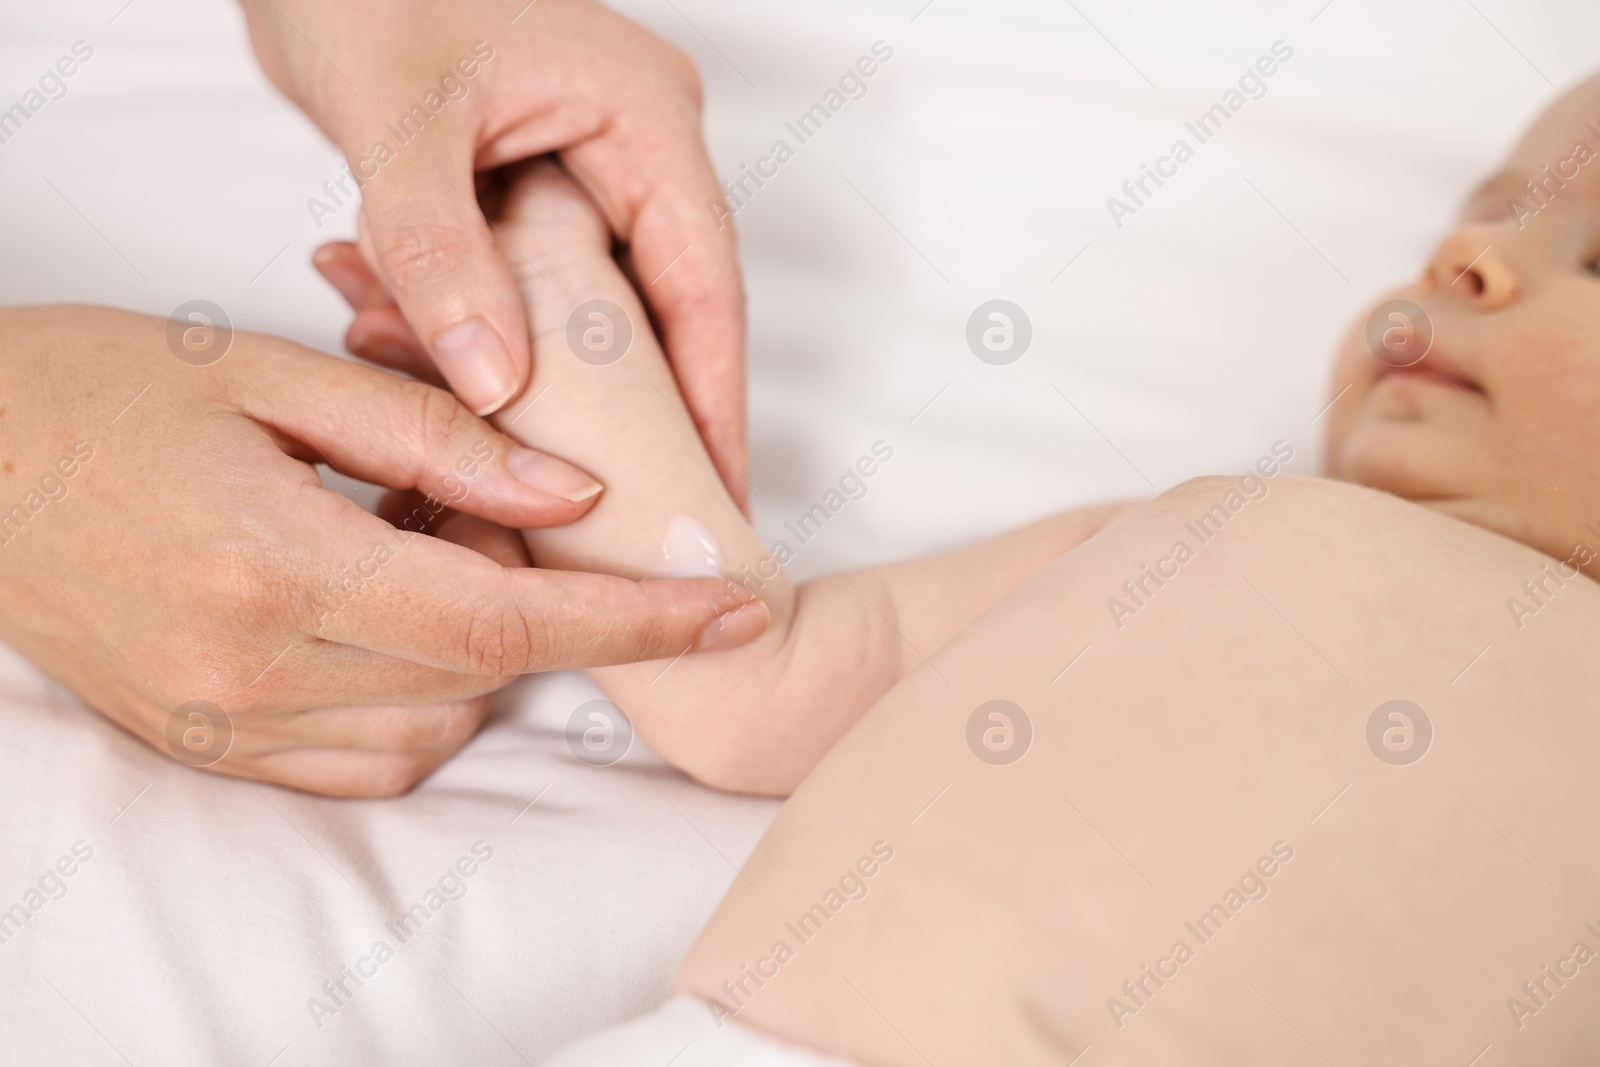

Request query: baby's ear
[{"left": 494, "top": 159, "right": 613, "bottom": 252}]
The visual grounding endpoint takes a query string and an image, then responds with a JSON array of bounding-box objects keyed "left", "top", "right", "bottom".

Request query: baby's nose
[{"left": 1419, "top": 229, "right": 1520, "bottom": 310}]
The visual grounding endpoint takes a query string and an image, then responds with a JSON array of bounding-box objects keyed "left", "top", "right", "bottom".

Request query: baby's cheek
[
  {"left": 1504, "top": 390, "right": 1600, "bottom": 546},
  {"left": 1537, "top": 357, "right": 1600, "bottom": 447}
]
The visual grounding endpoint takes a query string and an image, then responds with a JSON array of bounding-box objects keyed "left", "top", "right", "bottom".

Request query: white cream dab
[{"left": 661, "top": 514, "right": 725, "bottom": 578}]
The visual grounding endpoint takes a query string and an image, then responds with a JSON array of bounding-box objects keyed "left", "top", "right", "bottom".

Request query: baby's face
[{"left": 1326, "top": 75, "right": 1600, "bottom": 562}]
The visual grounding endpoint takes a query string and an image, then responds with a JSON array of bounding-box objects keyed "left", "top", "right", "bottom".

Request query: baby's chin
[
  {"left": 1325, "top": 370, "right": 1427, "bottom": 479},
  {"left": 1330, "top": 415, "right": 1450, "bottom": 499},
  {"left": 1335, "top": 415, "right": 1584, "bottom": 565}
]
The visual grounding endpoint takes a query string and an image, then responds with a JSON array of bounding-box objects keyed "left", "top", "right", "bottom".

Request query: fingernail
[
  {"left": 434, "top": 319, "right": 519, "bottom": 415},
  {"left": 507, "top": 446, "right": 603, "bottom": 503},
  {"left": 695, "top": 599, "right": 770, "bottom": 653}
]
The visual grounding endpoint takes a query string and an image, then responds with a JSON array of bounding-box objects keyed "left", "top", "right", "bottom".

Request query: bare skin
[
  {"left": 0, "top": 307, "right": 755, "bottom": 796},
  {"left": 244, "top": 0, "right": 752, "bottom": 502},
  {"left": 1323, "top": 71, "right": 1600, "bottom": 557},
  {"left": 318, "top": 70, "right": 1600, "bottom": 1066},
  {"left": 475, "top": 160, "right": 1134, "bottom": 793},
  {"left": 671, "top": 71, "right": 1600, "bottom": 1065},
  {"left": 680, "top": 475, "right": 1600, "bottom": 1064}
]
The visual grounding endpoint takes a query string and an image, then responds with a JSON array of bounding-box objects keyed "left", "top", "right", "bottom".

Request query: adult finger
[
  {"left": 227, "top": 698, "right": 490, "bottom": 754},
  {"left": 238, "top": 343, "right": 604, "bottom": 529},
  {"left": 312, "top": 240, "right": 394, "bottom": 315},
  {"left": 308, "top": 529, "right": 769, "bottom": 674},
  {"left": 312, "top": 242, "right": 442, "bottom": 385},
  {"left": 431, "top": 511, "right": 535, "bottom": 568},
  {"left": 215, "top": 590, "right": 509, "bottom": 712},
  {"left": 375, "top": 487, "right": 448, "bottom": 536},
  {"left": 347, "top": 304, "right": 445, "bottom": 384},
  {"left": 359, "top": 144, "right": 531, "bottom": 415},
  {"left": 375, "top": 488, "right": 533, "bottom": 568},
  {"left": 231, "top": 735, "right": 484, "bottom": 798}
]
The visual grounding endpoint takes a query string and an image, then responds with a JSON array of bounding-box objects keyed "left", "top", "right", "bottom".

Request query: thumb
[{"left": 358, "top": 150, "right": 531, "bottom": 415}]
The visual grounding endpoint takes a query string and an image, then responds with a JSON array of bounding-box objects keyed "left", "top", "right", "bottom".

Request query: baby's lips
[{"left": 695, "top": 598, "right": 770, "bottom": 653}]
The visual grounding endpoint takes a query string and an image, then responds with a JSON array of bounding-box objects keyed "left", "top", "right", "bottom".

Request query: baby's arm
[{"left": 489, "top": 162, "right": 1130, "bottom": 793}]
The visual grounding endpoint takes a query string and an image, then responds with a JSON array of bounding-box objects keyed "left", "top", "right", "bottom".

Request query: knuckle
[
  {"left": 631, "top": 610, "right": 674, "bottom": 662},
  {"left": 626, "top": 34, "right": 700, "bottom": 109},
  {"left": 390, "top": 701, "right": 484, "bottom": 751},
  {"left": 155, "top": 645, "right": 231, "bottom": 699},
  {"left": 411, "top": 381, "right": 476, "bottom": 452},
  {"left": 372, "top": 214, "right": 478, "bottom": 297},
  {"left": 429, "top": 701, "right": 488, "bottom": 749},
  {"left": 388, "top": 712, "right": 440, "bottom": 751},
  {"left": 360, "top": 755, "right": 435, "bottom": 798},
  {"left": 459, "top": 605, "right": 542, "bottom": 676},
  {"left": 428, "top": 708, "right": 476, "bottom": 750},
  {"left": 661, "top": 44, "right": 703, "bottom": 105},
  {"left": 655, "top": 272, "right": 743, "bottom": 328},
  {"left": 205, "top": 537, "right": 300, "bottom": 625}
]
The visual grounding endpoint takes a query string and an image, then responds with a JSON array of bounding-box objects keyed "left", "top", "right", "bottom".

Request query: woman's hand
[
  {"left": 238, "top": 0, "right": 749, "bottom": 507},
  {"left": 0, "top": 306, "right": 757, "bottom": 796}
]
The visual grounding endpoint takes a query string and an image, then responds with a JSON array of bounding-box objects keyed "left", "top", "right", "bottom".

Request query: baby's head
[{"left": 1326, "top": 73, "right": 1600, "bottom": 563}]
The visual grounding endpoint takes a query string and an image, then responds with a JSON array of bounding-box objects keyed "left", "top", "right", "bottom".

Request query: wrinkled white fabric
[{"left": 543, "top": 996, "right": 861, "bottom": 1067}]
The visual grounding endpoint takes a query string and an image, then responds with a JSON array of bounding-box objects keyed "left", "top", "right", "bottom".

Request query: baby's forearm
[
  {"left": 486, "top": 166, "right": 837, "bottom": 791},
  {"left": 487, "top": 162, "right": 1127, "bottom": 793}
]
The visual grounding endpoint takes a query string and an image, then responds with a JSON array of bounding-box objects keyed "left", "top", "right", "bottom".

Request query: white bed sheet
[{"left": 1, "top": 0, "right": 1595, "bottom": 1063}]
